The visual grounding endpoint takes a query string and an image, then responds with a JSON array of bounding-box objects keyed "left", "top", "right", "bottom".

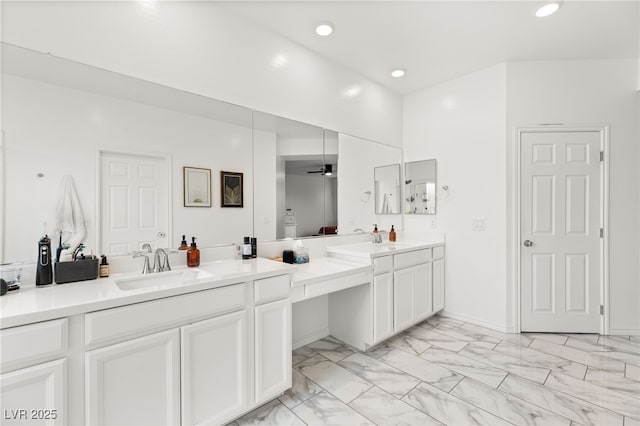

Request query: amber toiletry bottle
[
  {"left": 99, "top": 255, "right": 110, "bottom": 277},
  {"left": 179, "top": 235, "right": 189, "bottom": 250},
  {"left": 187, "top": 237, "right": 200, "bottom": 267},
  {"left": 389, "top": 225, "right": 396, "bottom": 242}
]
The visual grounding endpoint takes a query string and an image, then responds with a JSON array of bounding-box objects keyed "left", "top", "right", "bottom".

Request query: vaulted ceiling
[{"left": 223, "top": 1, "right": 639, "bottom": 94}]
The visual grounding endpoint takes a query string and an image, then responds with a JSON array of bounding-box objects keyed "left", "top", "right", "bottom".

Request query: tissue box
[{"left": 55, "top": 259, "right": 99, "bottom": 284}]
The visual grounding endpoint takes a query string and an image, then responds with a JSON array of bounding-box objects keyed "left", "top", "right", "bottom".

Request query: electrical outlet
[{"left": 430, "top": 217, "right": 437, "bottom": 229}]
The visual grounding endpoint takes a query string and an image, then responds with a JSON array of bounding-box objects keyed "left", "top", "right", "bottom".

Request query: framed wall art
[
  {"left": 220, "top": 171, "right": 243, "bottom": 208},
  {"left": 183, "top": 166, "right": 211, "bottom": 207}
]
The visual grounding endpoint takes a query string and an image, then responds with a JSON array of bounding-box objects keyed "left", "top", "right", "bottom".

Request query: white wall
[
  {"left": 254, "top": 129, "right": 278, "bottom": 242},
  {"left": 285, "top": 173, "right": 328, "bottom": 237},
  {"left": 3, "top": 74, "right": 255, "bottom": 262},
  {"left": 506, "top": 59, "right": 640, "bottom": 334},
  {"left": 1, "top": 1, "right": 402, "bottom": 147},
  {"left": 338, "top": 134, "right": 404, "bottom": 235},
  {"left": 403, "top": 64, "right": 508, "bottom": 331}
]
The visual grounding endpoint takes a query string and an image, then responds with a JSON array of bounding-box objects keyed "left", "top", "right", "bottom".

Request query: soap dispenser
[
  {"left": 389, "top": 225, "right": 397, "bottom": 242},
  {"left": 179, "top": 235, "right": 189, "bottom": 250},
  {"left": 187, "top": 237, "right": 200, "bottom": 267}
]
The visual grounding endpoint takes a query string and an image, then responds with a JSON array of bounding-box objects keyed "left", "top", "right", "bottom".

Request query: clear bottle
[
  {"left": 187, "top": 237, "right": 200, "bottom": 267},
  {"left": 242, "top": 237, "right": 252, "bottom": 260}
]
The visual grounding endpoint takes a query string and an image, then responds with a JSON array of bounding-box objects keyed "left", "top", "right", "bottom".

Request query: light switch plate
[{"left": 472, "top": 218, "right": 485, "bottom": 231}]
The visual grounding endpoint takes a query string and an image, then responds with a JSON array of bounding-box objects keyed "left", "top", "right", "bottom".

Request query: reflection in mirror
[
  {"left": 337, "top": 134, "right": 403, "bottom": 233},
  {"left": 253, "top": 112, "right": 336, "bottom": 241},
  {"left": 404, "top": 159, "right": 437, "bottom": 214},
  {"left": 323, "top": 130, "right": 339, "bottom": 236},
  {"left": 1, "top": 43, "right": 253, "bottom": 263},
  {"left": 374, "top": 164, "right": 401, "bottom": 214}
]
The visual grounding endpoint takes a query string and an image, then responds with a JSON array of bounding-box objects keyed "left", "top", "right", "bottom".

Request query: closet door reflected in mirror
[
  {"left": 374, "top": 164, "right": 401, "bottom": 214},
  {"left": 405, "top": 160, "right": 437, "bottom": 215}
]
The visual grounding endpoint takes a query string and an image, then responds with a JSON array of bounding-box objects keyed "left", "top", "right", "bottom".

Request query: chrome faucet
[
  {"left": 133, "top": 244, "right": 172, "bottom": 274},
  {"left": 133, "top": 251, "right": 152, "bottom": 274},
  {"left": 153, "top": 248, "right": 172, "bottom": 273},
  {"left": 373, "top": 230, "right": 388, "bottom": 244}
]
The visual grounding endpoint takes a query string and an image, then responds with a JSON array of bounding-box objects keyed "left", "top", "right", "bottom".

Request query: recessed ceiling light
[
  {"left": 315, "top": 22, "right": 334, "bottom": 37},
  {"left": 391, "top": 69, "right": 406, "bottom": 78},
  {"left": 535, "top": 2, "right": 561, "bottom": 17}
]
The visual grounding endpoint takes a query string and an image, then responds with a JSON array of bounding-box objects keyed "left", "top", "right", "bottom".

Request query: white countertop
[
  {"left": 290, "top": 257, "right": 372, "bottom": 287},
  {"left": 0, "top": 258, "right": 293, "bottom": 329},
  {"left": 326, "top": 237, "right": 445, "bottom": 259}
]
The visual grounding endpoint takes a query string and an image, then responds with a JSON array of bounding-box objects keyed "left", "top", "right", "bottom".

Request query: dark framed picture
[
  {"left": 183, "top": 166, "right": 212, "bottom": 207},
  {"left": 220, "top": 171, "right": 243, "bottom": 208}
]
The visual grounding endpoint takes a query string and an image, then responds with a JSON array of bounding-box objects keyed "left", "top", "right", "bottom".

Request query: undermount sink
[{"left": 114, "top": 268, "right": 214, "bottom": 291}]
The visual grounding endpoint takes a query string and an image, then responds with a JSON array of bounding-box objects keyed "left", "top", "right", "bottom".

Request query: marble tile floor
[{"left": 233, "top": 315, "right": 640, "bottom": 426}]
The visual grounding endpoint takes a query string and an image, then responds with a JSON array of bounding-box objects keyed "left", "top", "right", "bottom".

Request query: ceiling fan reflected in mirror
[{"left": 307, "top": 164, "right": 333, "bottom": 176}]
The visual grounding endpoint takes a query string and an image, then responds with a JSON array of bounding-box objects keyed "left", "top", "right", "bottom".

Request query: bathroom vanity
[
  {"left": 0, "top": 259, "right": 293, "bottom": 426},
  {"left": 0, "top": 237, "right": 445, "bottom": 425}
]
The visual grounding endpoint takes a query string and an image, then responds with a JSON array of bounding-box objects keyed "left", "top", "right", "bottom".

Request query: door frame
[
  {"left": 511, "top": 124, "right": 610, "bottom": 334},
  {"left": 95, "top": 148, "right": 173, "bottom": 255}
]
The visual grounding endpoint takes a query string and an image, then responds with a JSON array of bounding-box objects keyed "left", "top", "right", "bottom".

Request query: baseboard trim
[
  {"left": 292, "top": 327, "right": 330, "bottom": 350},
  {"left": 440, "top": 310, "right": 510, "bottom": 333},
  {"left": 608, "top": 328, "right": 640, "bottom": 336}
]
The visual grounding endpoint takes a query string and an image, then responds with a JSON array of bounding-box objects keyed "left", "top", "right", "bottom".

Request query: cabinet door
[
  {"left": 372, "top": 273, "right": 394, "bottom": 343},
  {"left": 255, "top": 299, "right": 291, "bottom": 405},
  {"left": 86, "top": 329, "right": 180, "bottom": 426},
  {"left": 181, "top": 310, "right": 248, "bottom": 426},
  {"left": 0, "top": 359, "right": 65, "bottom": 425},
  {"left": 413, "top": 262, "right": 433, "bottom": 320},
  {"left": 394, "top": 268, "right": 415, "bottom": 332},
  {"left": 433, "top": 258, "right": 445, "bottom": 312}
]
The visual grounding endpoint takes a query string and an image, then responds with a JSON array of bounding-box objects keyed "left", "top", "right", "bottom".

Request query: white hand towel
[{"left": 55, "top": 175, "right": 86, "bottom": 256}]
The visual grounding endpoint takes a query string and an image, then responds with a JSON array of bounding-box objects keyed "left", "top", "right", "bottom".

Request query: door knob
[{"left": 523, "top": 240, "right": 534, "bottom": 247}]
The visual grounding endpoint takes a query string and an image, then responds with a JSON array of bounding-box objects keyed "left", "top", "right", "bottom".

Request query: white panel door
[
  {"left": 432, "top": 259, "right": 445, "bottom": 313},
  {"left": 521, "top": 131, "right": 601, "bottom": 332},
  {"left": 85, "top": 329, "right": 180, "bottom": 425},
  {"left": 413, "top": 263, "right": 433, "bottom": 320},
  {"left": 181, "top": 310, "right": 248, "bottom": 426},
  {"left": 100, "top": 152, "right": 169, "bottom": 255},
  {"left": 255, "top": 299, "right": 291, "bottom": 406},
  {"left": 393, "top": 268, "right": 414, "bottom": 332},
  {"left": 372, "top": 273, "right": 394, "bottom": 343},
  {"left": 0, "top": 359, "right": 66, "bottom": 426}
]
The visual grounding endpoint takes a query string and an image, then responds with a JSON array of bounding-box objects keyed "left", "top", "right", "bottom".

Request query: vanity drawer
[
  {"left": 373, "top": 256, "right": 393, "bottom": 275},
  {"left": 1, "top": 318, "right": 68, "bottom": 373},
  {"left": 254, "top": 274, "right": 290, "bottom": 305},
  {"left": 433, "top": 245, "right": 445, "bottom": 259},
  {"left": 85, "top": 283, "right": 246, "bottom": 348},
  {"left": 394, "top": 249, "right": 431, "bottom": 270}
]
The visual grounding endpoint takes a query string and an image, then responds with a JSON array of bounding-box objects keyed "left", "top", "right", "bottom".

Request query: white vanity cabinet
[
  {"left": 254, "top": 275, "right": 292, "bottom": 406},
  {"left": 0, "top": 360, "right": 66, "bottom": 426},
  {"left": 369, "top": 244, "right": 445, "bottom": 346},
  {"left": 393, "top": 249, "right": 433, "bottom": 332},
  {"left": 181, "top": 310, "right": 248, "bottom": 425},
  {"left": 432, "top": 246, "right": 445, "bottom": 312},
  {"left": 80, "top": 274, "right": 291, "bottom": 426},
  {"left": 0, "top": 318, "right": 69, "bottom": 425},
  {"left": 85, "top": 329, "right": 181, "bottom": 425}
]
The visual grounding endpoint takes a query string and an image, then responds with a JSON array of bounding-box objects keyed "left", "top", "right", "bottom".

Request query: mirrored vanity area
[{"left": 0, "top": 42, "right": 445, "bottom": 426}]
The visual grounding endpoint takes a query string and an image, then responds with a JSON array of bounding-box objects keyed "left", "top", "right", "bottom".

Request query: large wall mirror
[
  {"left": 252, "top": 112, "right": 337, "bottom": 241},
  {"left": 1, "top": 43, "right": 398, "bottom": 265},
  {"left": 374, "top": 164, "right": 401, "bottom": 214},
  {"left": 404, "top": 159, "right": 437, "bottom": 215},
  {"left": 338, "top": 134, "right": 403, "bottom": 233}
]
